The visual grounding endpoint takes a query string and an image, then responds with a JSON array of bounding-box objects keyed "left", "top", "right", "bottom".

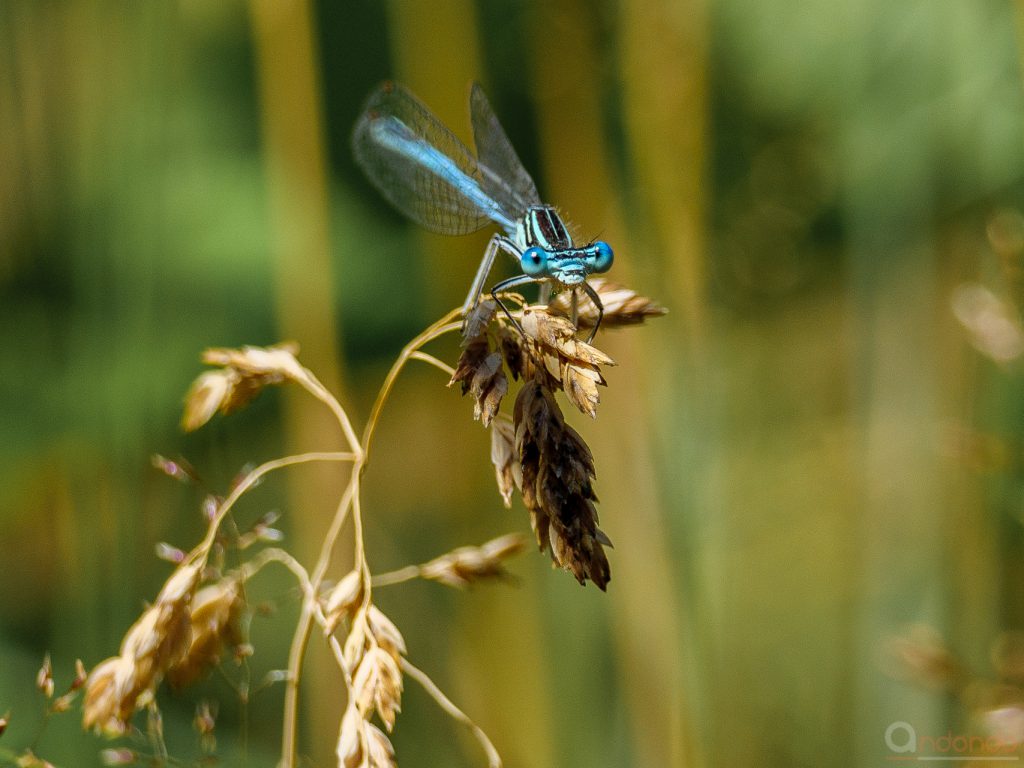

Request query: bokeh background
[{"left": 3, "top": 0, "right": 1024, "bottom": 766}]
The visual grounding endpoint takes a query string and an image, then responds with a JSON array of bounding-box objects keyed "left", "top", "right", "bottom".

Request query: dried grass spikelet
[
  {"left": 419, "top": 533, "right": 527, "bottom": 588},
  {"left": 450, "top": 300, "right": 507, "bottom": 426},
  {"left": 514, "top": 381, "right": 611, "bottom": 589},
  {"left": 366, "top": 605, "right": 406, "bottom": 661},
  {"left": 322, "top": 570, "right": 364, "bottom": 635},
  {"left": 365, "top": 722, "right": 398, "bottom": 768},
  {"left": 337, "top": 702, "right": 367, "bottom": 768},
  {"left": 490, "top": 415, "right": 517, "bottom": 507},
  {"left": 165, "top": 577, "right": 245, "bottom": 689},
  {"left": 517, "top": 307, "right": 615, "bottom": 418},
  {"left": 182, "top": 342, "right": 302, "bottom": 432},
  {"left": 36, "top": 654, "right": 54, "bottom": 698},
  {"left": 83, "top": 562, "right": 202, "bottom": 735},
  {"left": 342, "top": 601, "right": 406, "bottom": 749},
  {"left": 336, "top": 703, "right": 397, "bottom": 768},
  {"left": 547, "top": 278, "right": 667, "bottom": 328},
  {"left": 353, "top": 646, "right": 403, "bottom": 732}
]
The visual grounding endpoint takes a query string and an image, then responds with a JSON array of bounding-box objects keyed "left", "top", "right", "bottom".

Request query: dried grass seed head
[
  {"left": 449, "top": 338, "right": 507, "bottom": 426},
  {"left": 490, "top": 415, "right": 517, "bottom": 508},
  {"left": 451, "top": 301, "right": 507, "bottom": 426},
  {"left": 166, "top": 578, "right": 245, "bottom": 689},
  {"left": 547, "top": 278, "right": 667, "bottom": 328},
  {"left": 182, "top": 342, "right": 303, "bottom": 432},
  {"left": 419, "top": 533, "right": 528, "bottom": 588},
  {"left": 322, "top": 570, "right": 364, "bottom": 635},
  {"left": 83, "top": 562, "right": 202, "bottom": 734},
  {"left": 462, "top": 298, "right": 498, "bottom": 340},
  {"left": 82, "top": 657, "right": 138, "bottom": 735},
  {"left": 517, "top": 307, "right": 614, "bottom": 418},
  {"left": 513, "top": 381, "right": 611, "bottom": 589}
]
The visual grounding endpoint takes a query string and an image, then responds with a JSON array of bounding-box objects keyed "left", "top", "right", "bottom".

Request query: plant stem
[
  {"left": 371, "top": 565, "right": 422, "bottom": 587},
  {"left": 361, "top": 311, "right": 462, "bottom": 466},
  {"left": 402, "top": 658, "right": 503, "bottom": 768},
  {"left": 280, "top": 479, "right": 357, "bottom": 766},
  {"left": 280, "top": 308, "right": 462, "bottom": 767},
  {"left": 194, "top": 451, "right": 357, "bottom": 558}
]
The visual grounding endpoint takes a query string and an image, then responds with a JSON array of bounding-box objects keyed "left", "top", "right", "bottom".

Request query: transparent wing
[
  {"left": 470, "top": 83, "right": 542, "bottom": 217},
  {"left": 352, "top": 82, "right": 517, "bottom": 236}
]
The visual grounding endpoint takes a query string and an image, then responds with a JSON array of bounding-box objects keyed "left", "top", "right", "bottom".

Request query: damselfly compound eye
[
  {"left": 521, "top": 246, "right": 549, "bottom": 276},
  {"left": 591, "top": 241, "right": 614, "bottom": 273}
]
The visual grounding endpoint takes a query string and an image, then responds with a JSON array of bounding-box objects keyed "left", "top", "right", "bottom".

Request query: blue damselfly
[{"left": 352, "top": 82, "right": 614, "bottom": 340}]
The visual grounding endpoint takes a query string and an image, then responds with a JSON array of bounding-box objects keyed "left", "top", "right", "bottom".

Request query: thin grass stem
[
  {"left": 193, "top": 451, "right": 357, "bottom": 559},
  {"left": 371, "top": 565, "right": 422, "bottom": 587},
  {"left": 401, "top": 659, "right": 503, "bottom": 768},
  {"left": 408, "top": 350, "right": 457, "bottom": 377},
  {"left": 361, "top": 310, "right": 463, "bottom": 466}
]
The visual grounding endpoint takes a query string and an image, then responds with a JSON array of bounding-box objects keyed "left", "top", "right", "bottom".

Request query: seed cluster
[{"left": 454, "top": 280, "right": 665, "bottom": 589}]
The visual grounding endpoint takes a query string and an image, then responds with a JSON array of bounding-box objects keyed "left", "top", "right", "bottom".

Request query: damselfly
[{"left": 352, "top": 82, "right": 614, "bottom": 341}]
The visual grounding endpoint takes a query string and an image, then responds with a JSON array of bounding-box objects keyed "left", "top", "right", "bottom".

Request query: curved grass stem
[
  {"left": 402, "top": 658, "right": 503, "bottom": 768},
  {"left": 276, "top": 307, "right": 506, "bottom": 768}
]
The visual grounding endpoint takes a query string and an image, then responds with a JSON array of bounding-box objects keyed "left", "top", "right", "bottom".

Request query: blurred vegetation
[{"left": 3, "top": 0, "right": 1024, "bottom": 766}]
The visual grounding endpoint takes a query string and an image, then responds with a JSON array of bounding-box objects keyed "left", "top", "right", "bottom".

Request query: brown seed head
[
  {"left": 83, "top": 562, "right": 201, "bottom": 734},
  {"left": 201, "top": 342, "right": 302, "bottom": 377},
  {"left": 82, "top": 657, "right": 137, "bottom": 735},
  {"left": 514, "top": 381, "right": 611, "bottom": 589},
  {"left": 490, "top": 415, "right": 517, "bottom": 508},
  {"left": 518, "top": 307, "right": 614, "bottom": 418},
  {"left": 193, "top": 701, "right": 216, "bottom": 736},
  {"left": 451, "top": 301, "right": 507, "bottom": 427},
  {"left": 182, "top": 342, "right": 304, "bottom": 432},
  {"left": 462, "top": 298, "right": 498, "bottom": 340},
  {"left": 166, "top": 578, "right": 245, "bottom": 689},
  {"left": 419, "top": 533, "right": 528, "bottom": 588},
  {"left": 343, "top": 610, "right": 369, "bottom": 673},
  {"left": 548, "top": 278, "right": 667, "bottom": 328}
]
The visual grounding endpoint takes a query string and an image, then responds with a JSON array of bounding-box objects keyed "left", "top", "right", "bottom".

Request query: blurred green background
[{"left": 3, "top": 0, "right": 1024, "bottom": 766}]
